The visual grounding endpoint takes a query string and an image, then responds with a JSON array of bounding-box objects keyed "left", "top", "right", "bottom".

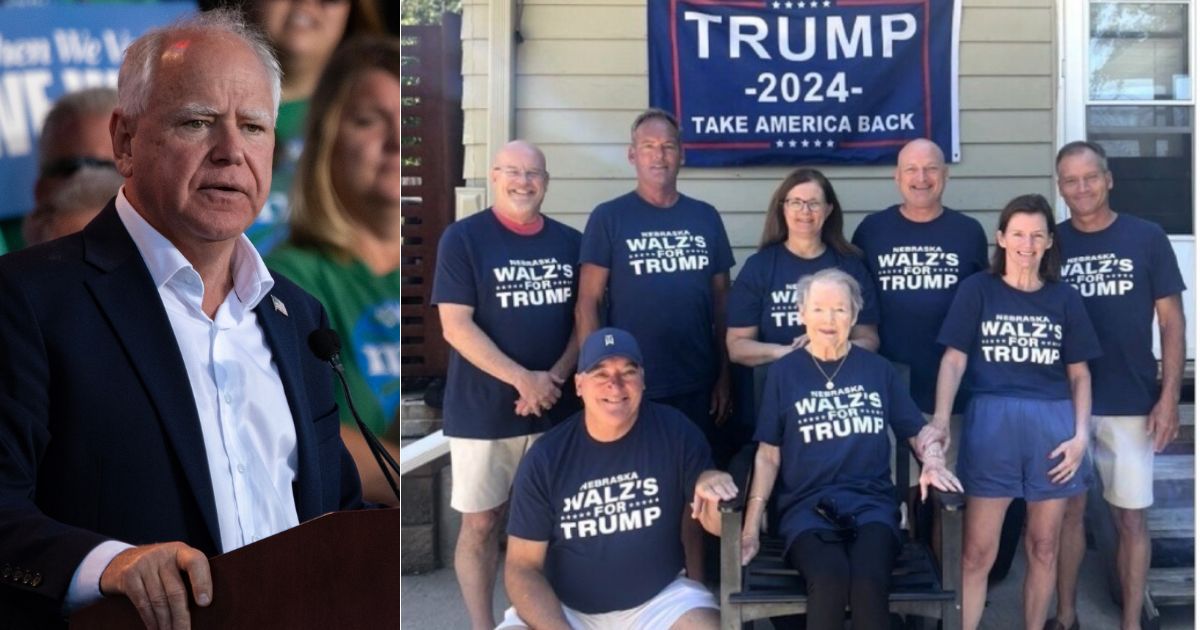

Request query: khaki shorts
[
  {"left": 449, "top": 434, "right": 541, "bottom": 513},
  {"left": 1091, "top": 415, "right": 1154, "bottom": 510},
  {"left": 497, "top": 575, "right": 717, "bottom": 629}
]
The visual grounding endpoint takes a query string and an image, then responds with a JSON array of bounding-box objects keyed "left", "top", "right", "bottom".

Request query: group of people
[{"left": 434, "top": 107, "right": 1187, "bottom": 630}]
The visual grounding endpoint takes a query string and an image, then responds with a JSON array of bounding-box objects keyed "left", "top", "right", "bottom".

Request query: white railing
[{"left": 400, "top": 429, "right": 450, "bottom": 476}]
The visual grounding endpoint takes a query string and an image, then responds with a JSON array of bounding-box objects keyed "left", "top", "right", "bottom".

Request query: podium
[{"left": 71, "top": 509, "right": 399, "bottom": 629}]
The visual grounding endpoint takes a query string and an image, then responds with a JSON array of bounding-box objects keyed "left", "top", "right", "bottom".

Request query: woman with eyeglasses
[
  {"left": 727, "top": 168, "right": 880, "bottom": 369},
  {"left": 932, "top": 194, "right": 1100, "bottom": 630},
  {"left": 738, "top": 268, "right": 960, "bottom": 630}
]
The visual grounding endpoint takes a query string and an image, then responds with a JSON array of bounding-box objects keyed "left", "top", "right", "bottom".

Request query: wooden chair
[{"left": 717, "top": 440, "right": 964, "bottom": 630}]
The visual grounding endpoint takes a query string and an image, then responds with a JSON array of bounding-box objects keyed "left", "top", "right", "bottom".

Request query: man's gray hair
[
  {"left": 1055, "top": 140, "right": 1108, "bottom": 172},
  {"left": 117, "top": 8, "right": 281, "bottom": 121},
  {"left": 795, "top": 268, "right": 863, "bottom": 321},
  {"left": 38, "top": 87, "right": 117, "bottom": 168},
  {"left": 629, "top": 108, "right": 680, "bottom": 141}
]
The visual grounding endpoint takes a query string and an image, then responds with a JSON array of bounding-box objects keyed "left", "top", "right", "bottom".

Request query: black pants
[{"left": 783, "top": 523, "right": 897, "bottom": 630}]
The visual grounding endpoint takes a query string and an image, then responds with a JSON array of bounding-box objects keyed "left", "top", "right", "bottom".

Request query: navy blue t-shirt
[
  {"left": 1057, "top": 215, "right": 1186, "bottom": 415},
  {"left": 507, "top": 402, "right": 712, "bottom": 614},
  {"left": 580, "top": 192, "right": 735, "bottom": 398},
  {"left": 727, "top": 244, "right": 879, "bottom": 346},
  {"left": 852, "top": 205, "right": 988, "bottom": 413},
  {"left": 431, "top": 210, "right": 582, "bottom": 439},
  {"left": 755, "top": 346, "right": 924, "bottom": 550},
  {"left": 937, "top": 273, "right": 1102, "bottom": 401}
]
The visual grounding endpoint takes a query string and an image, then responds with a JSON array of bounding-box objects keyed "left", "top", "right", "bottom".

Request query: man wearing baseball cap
[{"left": 499, "top": 328, "right": 737, "bottom": 629}]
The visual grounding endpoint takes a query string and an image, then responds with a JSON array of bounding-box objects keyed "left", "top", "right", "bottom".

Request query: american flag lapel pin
[{"left": 271, "top": 295, "right": 288, "bottom": 317}]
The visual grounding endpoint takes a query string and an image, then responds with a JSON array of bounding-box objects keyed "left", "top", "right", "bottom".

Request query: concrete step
[
  {"left": 1147, "top": 506, "right": 1193, "bottom": 539},
  {"left": 1147, "top": 566, "right": 1194, "bottom": 607},
  {"left": 401, "top": 395, "right": 442, "bottom": 438}
]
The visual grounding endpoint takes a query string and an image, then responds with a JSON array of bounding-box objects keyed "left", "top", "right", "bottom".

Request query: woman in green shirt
[{"left": 267, "top": 36, "right": 400, "bottom": 504}]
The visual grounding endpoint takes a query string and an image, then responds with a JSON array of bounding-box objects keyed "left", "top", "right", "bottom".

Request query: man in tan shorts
[
  {"left": 432, "top": 140, "right": 582, "bottom": 629},
  {"left": 1050, "top": 140, "right": 1187, "bottom": 630}
]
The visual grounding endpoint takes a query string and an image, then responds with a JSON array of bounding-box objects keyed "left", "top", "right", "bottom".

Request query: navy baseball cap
[{"left": 577, "top": 327, "right": 643, "bottom": 373}]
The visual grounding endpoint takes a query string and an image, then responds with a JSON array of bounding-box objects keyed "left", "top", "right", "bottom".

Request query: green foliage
[{"left": 401, "top": 0, "right": 462, "bottom": 25}]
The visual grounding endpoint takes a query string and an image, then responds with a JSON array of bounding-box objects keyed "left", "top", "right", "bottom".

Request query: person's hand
[
  {"left": 918, "top": 460, "right": 963, "bottom": 501},
  {"left": 1048, "top": 434, "right": 1088, "bottom": 484},
  {"left": 514, "top": 370, "right": 563, "bottom": 417},
  {"left": 690, "top": 470, "right": 738, "bottom": 519},
  {"left": 915, "top": 422, "right": 949, "bottom": 456},
  {"left": 790, "top": 334, "right": 810, "bottom": 350},
  {"left": 740, "top": 532, "right": 760, "bottom": 566},
  {"left": 710, "top": 368, "right": 732, "bottom": 426},
  {"left": 99, "top": 542, "right": 212, "bottom": 630},
  {"left": 1147, "top": 398, "right": 1180, "bottom": 453}
]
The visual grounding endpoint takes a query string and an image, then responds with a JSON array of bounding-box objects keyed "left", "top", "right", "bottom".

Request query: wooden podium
[{"left": 71, "top": 509, "right": 399, "bottom": 629}]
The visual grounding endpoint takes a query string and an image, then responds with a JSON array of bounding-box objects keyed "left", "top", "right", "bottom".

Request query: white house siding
[{"left": 460, "top": 0, "right": 1059, "bottom": 270}]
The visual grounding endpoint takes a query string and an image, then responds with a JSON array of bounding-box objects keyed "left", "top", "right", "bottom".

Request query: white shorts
[
  {"left": 496, "top": 575, "right": 717, "bottom": 630},
  {"left": 1091, "top": 415, "right": 1154, "bottom": 510},
  {"left": 448, "top": 434, "right": 541, "bottom": 513}
]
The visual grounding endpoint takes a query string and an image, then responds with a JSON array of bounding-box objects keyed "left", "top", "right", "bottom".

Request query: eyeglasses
[
  {"left": 40, "top": 156, "right": 118, "bottom": 179},
  {"left": 493, "top": 166, "right": 547, "bottom": 181},
  {"left": 783, "top": 198, "right": 826, "bottom": 213}
]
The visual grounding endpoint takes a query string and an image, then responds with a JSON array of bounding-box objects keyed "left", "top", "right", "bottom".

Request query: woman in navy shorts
[{"left": 930, "top": 194, "right": 1100, "bottom": 630}]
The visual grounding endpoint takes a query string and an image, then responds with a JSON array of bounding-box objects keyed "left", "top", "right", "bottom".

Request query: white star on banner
[
  {"left": 826, "top": 140, "right": 835, "bottom": 148},
  {"left": 801, "top": 139, "right": 810, "bottom": 148},
  {"left": 785, "top": 1, "right": 793, "bottom": 8},
  {"left": 776, "top": 139, "right": 785, "bottom": 147},
  {"left": 773, "top": 1, "right": 781, "bottom": 7},
  {"left": 788, "top": 139, "right": 797, "bottom": 148}
]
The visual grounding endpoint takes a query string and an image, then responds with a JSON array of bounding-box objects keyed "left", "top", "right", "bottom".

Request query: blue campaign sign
[
  {"left": 0, "top": 3, "right": 194, "bottom": 219},
  {"left": 649, "top": 0, "right": 961, "bottom": 167}
]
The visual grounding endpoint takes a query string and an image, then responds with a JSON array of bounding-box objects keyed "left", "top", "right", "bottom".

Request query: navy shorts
[{"left": 958, "top": 395, "right": 1089, "bottom": 501}]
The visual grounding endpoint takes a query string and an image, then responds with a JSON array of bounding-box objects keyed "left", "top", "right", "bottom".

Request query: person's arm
[
  {"left": 726, "top": 326, "right": 794, "bottom": 367},
  {"left": 740, "top": 442, "right": 780, "bottom": 566},
  {"left": 439, "top": 303, "right": 561, "bottom": 416},
  {"left": 574, "top": 263, "right": 608, "bottom": 348},
  {"left": 711, "top": 273, "right": 732, "bottom": 420},
  {"left": 849, "top": 324, "right": 880, "bottom": 352},
  {"left": 1148, "top": 294, "right": 1186, "bottom": 451},
  {"left": 691, "top": 469, "right": 739, "bottom": 535},
  {"left": 504, "top": 536, "right": 572, "bottom": 630},
  {"left": 1048, "top": 362, "right": 1092, "bottom": 484},
  {"left": 930, "top": 347, "right": 967, "bottom": 435}
]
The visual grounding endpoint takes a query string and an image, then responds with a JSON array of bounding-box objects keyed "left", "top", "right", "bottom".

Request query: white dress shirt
[{"left": 66, "top": 190, "right": 300, "bottom": 610}]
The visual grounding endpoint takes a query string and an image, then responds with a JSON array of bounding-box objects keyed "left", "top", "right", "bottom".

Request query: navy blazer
[{"left": 0, "top": 203, "right": 364, "bottom": 626}]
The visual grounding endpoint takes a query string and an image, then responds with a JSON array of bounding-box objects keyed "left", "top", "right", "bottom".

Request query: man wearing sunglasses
[{"left": 24, "top": 88, "right": 122, "bottom": 246}]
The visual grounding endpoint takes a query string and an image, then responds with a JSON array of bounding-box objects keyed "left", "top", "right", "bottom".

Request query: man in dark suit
[{"left": 0, "top": 9, "right": 362, "bottom": 630}]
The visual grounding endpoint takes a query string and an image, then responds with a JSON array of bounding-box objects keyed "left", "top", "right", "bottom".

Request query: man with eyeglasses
[
  {"left": 432, "top": 139, "right": 582, "bottom": 630},
  {"left": 852, "top": 138, "right": 988, "bottom": 445},
  {"left": 1047, "top": 141, "right": 1186, "bottom": 630},
  {"left": 576, "top": 108, "right": 735, "bottom": 470},
  {"left": 25, "top": 87, "right": 121, "bottom": 247}
]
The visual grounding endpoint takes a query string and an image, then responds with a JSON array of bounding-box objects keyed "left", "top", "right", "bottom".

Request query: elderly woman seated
[{"left": 733, "top": 267, "right": 961, "bottom": 630}]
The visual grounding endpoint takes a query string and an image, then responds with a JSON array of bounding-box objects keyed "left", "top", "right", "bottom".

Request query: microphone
[{"left": 308, "top": 329, "right": 400, "bottom": 500}]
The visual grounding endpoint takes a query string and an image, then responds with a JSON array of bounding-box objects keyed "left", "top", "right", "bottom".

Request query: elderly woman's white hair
[{"left": 794, "top": 267, "right": 864, "bottom": 321}]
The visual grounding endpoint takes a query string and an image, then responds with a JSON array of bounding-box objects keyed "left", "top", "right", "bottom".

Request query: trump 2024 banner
[{"left": 649, "top": 0, "right": 961, "bottom": 166}]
